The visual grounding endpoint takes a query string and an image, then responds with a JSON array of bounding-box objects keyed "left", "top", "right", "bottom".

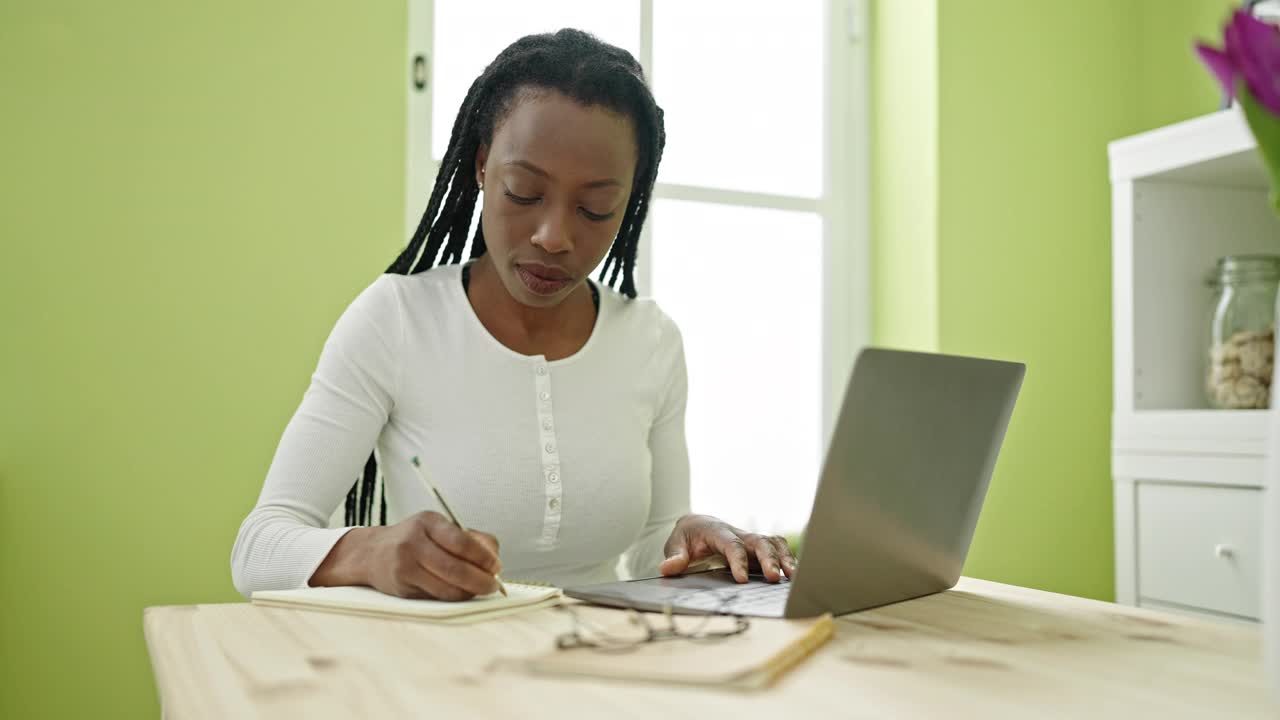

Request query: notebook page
[{"left": 251, "top": 582, "right": 561, "bottom": 620}]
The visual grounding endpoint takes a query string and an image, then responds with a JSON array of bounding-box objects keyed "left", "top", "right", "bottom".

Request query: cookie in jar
[{"left": 1206, "top": 255, "right": 1280, "bottom": 409}]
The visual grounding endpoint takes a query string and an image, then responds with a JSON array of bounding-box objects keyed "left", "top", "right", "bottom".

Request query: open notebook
[{"left": 250, "top": 582, "right": 562, "bottom": 625}]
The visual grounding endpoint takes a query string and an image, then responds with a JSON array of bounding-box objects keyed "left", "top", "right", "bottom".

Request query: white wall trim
[
  {"left": 403, "top": 0, "right": 434, "bottom": 243},
  {"left": 636, "top": 0, "right": 655, "bottom": 297},
  {"left": 821, "top": 0, "right": 873, "bottom": 444}
]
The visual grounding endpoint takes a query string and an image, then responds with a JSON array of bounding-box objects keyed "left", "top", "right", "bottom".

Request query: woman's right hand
[
  {"left": 313, "top": 511, "right": 503, "bottom": 601},
  {"left": 368, "top": 511, "right": 503, "bottom": 600}
]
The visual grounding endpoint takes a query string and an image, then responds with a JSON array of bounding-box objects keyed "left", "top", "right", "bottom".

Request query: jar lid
[
  {"left": 1208, "top": 254, "right": 1280, "bottom": 286},
  {"left": 1216, "top": 253, "right": 1280, "bottom": 268}
]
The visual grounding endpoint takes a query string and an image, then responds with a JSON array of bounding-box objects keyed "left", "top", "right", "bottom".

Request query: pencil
[{"left": 409, "top": 455, "right": 508, "bottom": 597}]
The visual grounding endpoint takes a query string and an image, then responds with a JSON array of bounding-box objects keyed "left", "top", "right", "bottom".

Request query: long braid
[
  {"left": 600, "top": 79, "right": 664, "bottom": 296},
  {"left": 469, "top": 219, "right": 487, "bottom": 259},
  {"left": 345, "top": 28, "right": 666, "bottom": 526},
  {"left": 441, "top": 181, "right": 480, "bottom": 265},
  {"left": 388, "top": 76, "right": 487, "bottom": 275},
  {"left": 360, "top": 454, "right": 377, "bottom": 526},
  {"left": 388, "top": 132, "right": 458, "bottom": 274},
  {"left": 344, "top": 476, "right": 356, "bottom": 526}
]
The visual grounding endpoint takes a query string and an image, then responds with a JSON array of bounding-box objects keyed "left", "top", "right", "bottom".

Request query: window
[
  {"left": 650, "top": 200, "right": 824, "bottom": 530},
  {"left": 652, "top": 3, "right": 824, "bottom": 198},
  {"left": 406, "top": 0, "right": 869, "bottom": 535}
]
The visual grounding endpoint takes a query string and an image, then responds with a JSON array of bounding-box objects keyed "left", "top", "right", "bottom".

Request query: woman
[{"left": 231, "top": 29, "right": 796, "bottom": 601}]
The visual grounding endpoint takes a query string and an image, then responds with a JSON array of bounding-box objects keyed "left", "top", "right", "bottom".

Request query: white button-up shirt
[{"left": 230, "top": 263, "right": 690, "bottom": 597}]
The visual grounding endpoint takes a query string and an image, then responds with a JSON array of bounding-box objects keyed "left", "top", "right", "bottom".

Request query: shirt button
[
  {"left": 549, "top": 498, "right": 560, "bottom": 510},
  {"left": 536, "top": 366, "right": 547, "bottom": 376},
  {"left": 544, "top": 442, "right": 556, "bottom": 454},
  {"left": 542, "top": 418, "right": 553, "bottom": 430},
  {"left": 547, "top": 471, "right": 560, "bottom": 484},
  {"left": 539, "top": 391, "right": 550, "bottom": 401}
]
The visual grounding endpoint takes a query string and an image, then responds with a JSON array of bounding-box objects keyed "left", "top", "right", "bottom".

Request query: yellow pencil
[{"left": 409, "top": 455, "right": 508, "bottom": 597}]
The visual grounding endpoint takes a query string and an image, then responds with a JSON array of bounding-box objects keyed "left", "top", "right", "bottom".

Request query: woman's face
[{"left": 474, "top": 89, "right": 638, "bottom": 308}]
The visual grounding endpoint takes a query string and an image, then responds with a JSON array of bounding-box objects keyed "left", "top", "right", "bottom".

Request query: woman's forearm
[{"left": 310, "top": 527, "right": 378, "bottom": 587}]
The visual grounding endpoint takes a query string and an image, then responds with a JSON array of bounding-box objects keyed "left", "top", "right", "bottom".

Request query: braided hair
[{"left": 344, "top": 28, "right": 667, "bottom": 526}]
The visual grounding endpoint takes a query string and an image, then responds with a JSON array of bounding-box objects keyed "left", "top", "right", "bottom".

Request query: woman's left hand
[{"left": 658, "top": 514, "right": 797, "bottom": 583}]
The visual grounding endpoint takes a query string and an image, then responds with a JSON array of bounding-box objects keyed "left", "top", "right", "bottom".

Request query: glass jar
[{"left": 1206, "top": 254, "right": 1280, "bottom": 409}]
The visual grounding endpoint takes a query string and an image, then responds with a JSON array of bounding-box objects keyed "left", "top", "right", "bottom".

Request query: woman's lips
[{"left": 516, "top": 263, "right": 573, "bottom": 295}]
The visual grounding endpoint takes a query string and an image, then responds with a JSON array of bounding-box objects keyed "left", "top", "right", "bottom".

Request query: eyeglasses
[{"left": 553, "top": 590, "right": 751, "bottom": 653}]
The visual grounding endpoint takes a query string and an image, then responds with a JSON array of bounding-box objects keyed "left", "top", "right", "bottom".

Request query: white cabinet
[{"left": 1110, "top": 108, "right": 1277, "bottom": 622}]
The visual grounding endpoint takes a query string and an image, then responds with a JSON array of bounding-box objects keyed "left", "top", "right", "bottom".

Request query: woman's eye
[
  {"left": 503, "top": 190, "right": 539, "bottom": 205},
  {"left": 504, "top": 188, "right": 613, "bottom": 222}
]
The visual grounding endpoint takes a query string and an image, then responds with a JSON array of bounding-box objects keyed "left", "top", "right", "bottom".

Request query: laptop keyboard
[
  {"left": 674, "top": 580, "right": 790, "bottom": 615},
  {"left": 564, "top": 570, "right": 795, "bottom": 618}
]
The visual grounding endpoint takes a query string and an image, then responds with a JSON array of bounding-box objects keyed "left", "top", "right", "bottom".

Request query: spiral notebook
[{"left": 250, "top": 582, "right": 562, "bottom": 625}]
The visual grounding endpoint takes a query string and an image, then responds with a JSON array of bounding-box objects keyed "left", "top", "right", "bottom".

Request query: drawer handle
[{"left": 1213, "top": 543, "right": 1235, "bottom": 559}]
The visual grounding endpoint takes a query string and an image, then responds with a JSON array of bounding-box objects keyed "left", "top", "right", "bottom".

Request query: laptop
[{"left": 564, "top": 348, "right": 1025, "bottom": 618}]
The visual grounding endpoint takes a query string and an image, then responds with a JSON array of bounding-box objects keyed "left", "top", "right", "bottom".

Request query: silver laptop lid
[{"left": 784, "top": 348, "right": 1025, "bottom": 618}]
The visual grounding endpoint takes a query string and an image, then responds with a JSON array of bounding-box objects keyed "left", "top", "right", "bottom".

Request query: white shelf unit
[{"left": 1110, "top": 107, "right": 1276, "bottom": 623}]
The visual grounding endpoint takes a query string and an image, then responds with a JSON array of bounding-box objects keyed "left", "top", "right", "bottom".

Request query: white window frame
[{"left": 402, "top": 0, "right": 870, "bottom": 444}]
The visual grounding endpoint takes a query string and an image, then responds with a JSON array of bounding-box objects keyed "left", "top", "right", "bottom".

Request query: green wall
[
  {"left": 1138, "top": 0, "right": 1237, "bottom": 131},
  {"left": 0, "top": 2, "right": 405, "bottom": 717},
  {"left": 873, "top": 0, "right": 1235, "bottom": 601}
]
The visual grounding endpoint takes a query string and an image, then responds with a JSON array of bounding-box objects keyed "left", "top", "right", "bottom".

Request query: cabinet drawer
[{"left": 1136, "top": 483, "right": 1262, "bottom": 619}]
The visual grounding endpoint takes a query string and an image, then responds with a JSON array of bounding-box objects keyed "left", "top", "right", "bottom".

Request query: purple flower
[{"left": 1197, "top": 10, "right": 1280, "bottom": 115}]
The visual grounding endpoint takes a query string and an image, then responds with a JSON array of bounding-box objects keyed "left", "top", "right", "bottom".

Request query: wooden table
[{"left": 144, "top": 578, "right": 1278, "bottom": 719}]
